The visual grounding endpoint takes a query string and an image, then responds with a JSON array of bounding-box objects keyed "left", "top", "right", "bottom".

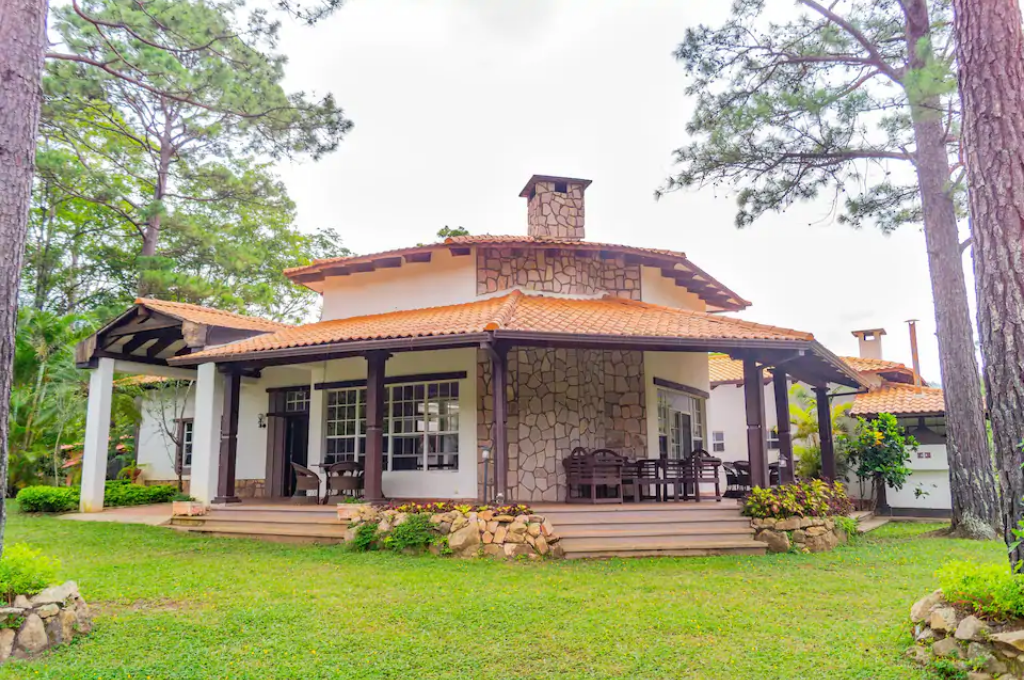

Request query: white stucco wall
[
  {"left": 320, "top": 249, "right": 477, "bottom": 321},
  {"left": 640, "top": 266, "right": 708, "bottom": 312},
  {"left": 136, "top": 390, "right": 195, "bottom": 481},
  {"left": 312, "top": 348, "right": 479, "bottom": 499},
  {"left": 643, "top": 351, "right": 711, "bottom": 459}
]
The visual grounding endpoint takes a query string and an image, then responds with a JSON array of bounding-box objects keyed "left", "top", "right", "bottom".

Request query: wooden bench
[
  {"left": 681, "top": 449, "right": 723, "bottom": 502},
  {"left": 563, "top": 447, "right": 626, "bottom": 504}
]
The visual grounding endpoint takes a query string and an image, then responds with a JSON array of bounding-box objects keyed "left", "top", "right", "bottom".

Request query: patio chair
[
  {"left": 290, "top": 462, "right": 321, "bottom": 504},
  {"left": 722, "top": 461, "right": 751, "bottom": 498},
  {"left": 622, "top": 458, "right": 658, "bottom": 502},
  {"left": 681, "top": 449, "right": 723, "bottom": 502},
  {"left": 563, "top": 447, "right": 626, "bottom": 504},
  {"left": 325, "top": 461, "right": 364, "bottom": 500}
]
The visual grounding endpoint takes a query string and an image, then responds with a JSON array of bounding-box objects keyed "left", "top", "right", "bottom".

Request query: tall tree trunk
[
  {"left": 905, "top": 0, "right": 1001, "bottom": 539},
  {"left": 138, "top": 119, "right": 174, "bottom": 297},
  {"left": 951, "top": 0, "right": 1024, "bottom": 566},
  {"left": 0, "top": 0, "right": 49, "bottom": 558}
]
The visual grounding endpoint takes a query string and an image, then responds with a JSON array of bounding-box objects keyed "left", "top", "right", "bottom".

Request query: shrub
[
  {"left": 16, "top": 486, "right": 78, "bottom": 513},
  {"left": 0, "top": 544, "right": 60, "bottom": 603},
  {"left": 937, "top": 560, "right": 1024, "bottom": 621},
  {"left": 387, "top": 500, "right": 532, "bottom": 515},
  {"left": 18, "top": 481, "right": 178, "bottom": 513},
  {"left": 382, "top": 514, "right": 438, "bottom": 553},
  {"left": 351, "top": 522, "right": 379, "bottom": 551},
  {"left": 742, "top": 479, "right": 853, "bottom": 519}
]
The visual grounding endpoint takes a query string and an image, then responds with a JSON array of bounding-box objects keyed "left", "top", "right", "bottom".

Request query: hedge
[{"left": 17, "top": 480, "right": 178, "bottom": 513}]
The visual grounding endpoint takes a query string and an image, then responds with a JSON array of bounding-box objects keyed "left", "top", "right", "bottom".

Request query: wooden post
[
  {"left": 773, "top": 371, "right": 795, "bottom": 484},
  {"left": 363, "top": 351, "right": 388, "bottom": 502},
  {"left": 815, "top": 386, "right": 836, "bottom": 481},
  {"left": 743, "top": 358, "right": 769, "bottom": 489},
  {"left": 213, "top": 369, "right": 241, "bottom": 504},
  {"left": 491, "top": 344, "right": 509, "bottom": 503}
]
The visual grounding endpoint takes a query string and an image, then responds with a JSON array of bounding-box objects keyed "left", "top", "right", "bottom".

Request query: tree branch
[{"left": 798, "top": 0, "right": 904, "bottom": 82}]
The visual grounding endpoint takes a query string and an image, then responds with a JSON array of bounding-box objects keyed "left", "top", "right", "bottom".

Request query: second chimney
[
  {"left": 851, "top": 328, "right": 886, "bottom": 360},
  {"left": 519, "top": 174, "right": 591, "bottom": 240}
]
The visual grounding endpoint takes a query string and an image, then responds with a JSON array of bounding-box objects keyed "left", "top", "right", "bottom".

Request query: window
[
  {"left": 554, "top": 181, "right": 568, "bottom": 193},
  {"left": 284, "top": 388, "right": 310, "bottom": 413},
  {"left": 767, "top": 428, "right": 780, "bottom": 450},
  {"left": 712, "top": 431, "right": 725, "bottom": 453},
  {"left": 656, "top": 388, "right": 707, "bottom": 458},
  {"left": 175, "top": 419, "right": 194, "bottom": 472},
  {"left": 324, "top": 380, "right": 460, "bottom": 472}
]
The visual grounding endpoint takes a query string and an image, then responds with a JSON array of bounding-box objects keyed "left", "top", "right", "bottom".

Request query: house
[
  {"left": 75, "top": 174, "right": 866, "bottom": 512},
  {"left": 707, "top": 327, "right": 951, "bottom": 515}
]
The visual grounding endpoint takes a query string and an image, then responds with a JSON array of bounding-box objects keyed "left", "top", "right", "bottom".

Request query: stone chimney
[
  {"left": 519, "top": 174, "right": 592, "bottom": 240},
  {"left": 851, "top": 328, "right": 886, "bottom": 360}
]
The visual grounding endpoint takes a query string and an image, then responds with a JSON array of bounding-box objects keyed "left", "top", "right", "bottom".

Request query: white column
[
  {"left": 307, "top": 366, "right": 326, "bottom": 497},
  {"left": 80, "top": 357, "right": 115, "bottom": 513},
  {"left": 190, "top": 363, "right": 224, "bottom": 505}
]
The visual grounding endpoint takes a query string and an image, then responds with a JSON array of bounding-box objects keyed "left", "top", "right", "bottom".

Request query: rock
[
  {"left": 805, "top": 526, "right": 828, "bottom": 537},
  {"left": 955, "top": 615, "right": 990, "bottom": 641},
  {"left": 907, "top": 645, "right": 932, "bottom": 667},
  {"left": 966, "top": 641, "right": 996, "bottom": 665},
  {"left": 911, "top": 591, "right": 944, "bottom": 623},
  {"left": 30, "top": 581, "right": 78, "bottom": 607},
  {"left": 438, "top": 522, "right": 452, "bottom": 534},
  {"left": 932, "top": 637, "right": 962, "bottom": 658},
  {"left": 982, "top": 653, "right": 1009, "bottom": 675},
  {"left": 16, "top": 614, "right": 48, "bottom": 654},
  {"left": 450, "top": 514, "right": 470, "bottom": 532},
  {"left": 550, "top": 543, "right": 566, "bottom": 559},
  {"left": 775, "top": 517, "right": 801, "bottom": 531},
  {"left": 495, "top": 514, "right": 514, "bottom": 523},
  {"left": 483, "top": 544, "right": 503, "bottom": 559},
  {"left": 535, "top": 535, "right": 550, "bottom": 555},
  {"left": 429, "top": 513, "right": 444, "bottom": 524},
  {"left": 35, "top": 604, "right": 59, "bottom": 619},
  {"left": 791, "top": 529, "right": 807, "bottom": 543},
  {"left": 377, "top": 519, "right": 392, "bottom": 534},
  {"left": 514, "top": 514, "right": 529, "bottom": 523},
  {"left": 527, "top": 523, "right": 542, "bottom": 538},
  {"left": 541, "top": 519, "right": 556, "bottom": 537},
  {"left": 448, "top": 524, "right": 480, "bottom": 557},
  {"left": 990, "top": 630, "right": 1024, "bottom": 654},
  {"left": 505, "top": 529, "right": 526, "bottom": 544},
  {"left": 486, "top": 520, "right": 499, "bottom": 533},
  {"left": 755, "top": 529, "right": 790, "bottom": 553},
  {"left": 929, "top": 606, "right": 960, "bottom": 633},
  {"left": 482, "top": 531, "right": 494, "bottom": 544},
  {"left": 967, "top": 673, "right": 994, "bottom": 680},
  {"left": 503, "top": 543, "right": 533, "bottom": 559},
  {"left": 806, "top": 532, "right": 838, "bottom": 552},
  {"left": 0, "top": 629, "right": 13, "bottom": 661},
  {"left": 12, "top": 596, "right": 30, "bottom": 610},
  {"left": 915, "top": 626, "right": 936, "bottom": 643},
  {"left": 478, "top": 510, "right": 494, "bottom": 522},
  {"left": 493, "top": 526, "right": 508, "bottom": 544}
]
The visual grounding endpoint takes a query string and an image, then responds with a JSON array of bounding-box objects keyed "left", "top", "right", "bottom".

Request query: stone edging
[
  {"left": 340, "top": 505, "right": 564, "bottom": 559},
  {"left": 0, "top": 581, "right": 93, "bottom": 663},
  {"left": 750, "top": 516, "right": 847, "bottom": 553}
]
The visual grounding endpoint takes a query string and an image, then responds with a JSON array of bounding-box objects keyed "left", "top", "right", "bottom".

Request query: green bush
[
  {"left": 18, "top": 481, "right": 178, "bottom": 513},
  {"left": 351, "top": 522, "right": 379, "bottom": 551},
  {"left": 937, "top": 560, "right": 1024, "bottom": 621},
  {"left": 382, "top": 514, "right": 438, "bottom": 553},
  {"left": 0, "top": 544, "right": 60, "bottom": 603},
  {"left": 16, "top": 486, "right": 78, "bottom": 513},
  {"left": 742, "top": 479, "right": 853, "bottom": 519}
]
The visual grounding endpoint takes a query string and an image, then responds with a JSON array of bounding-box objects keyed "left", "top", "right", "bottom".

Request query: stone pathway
[{"left": 59, "top": 503, "right": 172, "bottom": 526}]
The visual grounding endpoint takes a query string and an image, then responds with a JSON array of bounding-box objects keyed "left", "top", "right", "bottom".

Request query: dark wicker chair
[
  {"left": 290, "top": 462, "right": 321, "bottom": 504},
  {"left": 325, "top": 461, "right": 364, "bottom": 500},
  {"left": 563, "top": 447, "right": 626, "bottom": 504},
  {"left": 722, "top": 461, "right": 750, "bottom": 498},
  {"left": 682, "top": 449, "right": 723, "bottom": 502}
]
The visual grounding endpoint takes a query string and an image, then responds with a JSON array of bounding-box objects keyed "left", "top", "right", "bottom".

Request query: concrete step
[
  {"left": 534, "top": 502, "right": 741, "bottom": 514},
  {"left": 557, "top": 524, "right": 754, "bottom": 539},
  {"left": 543, "top": 510, "right": 748, "bottom": 526},
  {"left": 172, "top": 518, "right": 349, "bottom": 539},
  {"left": 857, "top": 516, "right": 892, "bottom": 534},
  {"left": 559, "top": 532, "right": 759, "bottom": 551},
  {"left": 193, "top": 510, "right": 344, "bottom": 525}
]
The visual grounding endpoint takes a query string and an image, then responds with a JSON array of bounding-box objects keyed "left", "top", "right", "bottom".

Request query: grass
[{"left": 0, "top": 513, "right": 1004, "bottom": 679}]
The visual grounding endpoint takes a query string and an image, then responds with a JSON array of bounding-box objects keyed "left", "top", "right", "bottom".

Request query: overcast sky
[{"left": 270, "top": 0, "right": 974, "bottom": 384}]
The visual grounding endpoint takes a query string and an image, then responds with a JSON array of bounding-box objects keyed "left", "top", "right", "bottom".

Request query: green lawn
[{"left": 0, "top": 512, "right": 1003, "bottom": 680}]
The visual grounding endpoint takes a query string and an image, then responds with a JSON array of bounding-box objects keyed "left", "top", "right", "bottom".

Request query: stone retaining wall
[
  {"left": 750, "top": 516, "right": 846, "bottom": 553},
  {"left": 0, "top": 581, "right": 92, "bottom": 663},
  {"left": 340, "top": 505, "right": 564, "bottom": 560},
  {"left": 908, "top": 591, "right": 1024, "bottom": 679}
]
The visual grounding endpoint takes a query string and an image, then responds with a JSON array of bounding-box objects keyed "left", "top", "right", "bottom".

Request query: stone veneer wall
[
  {"left": 0, "top": 581, "right": 92, "bottom": 663},
  {"left": 145, "top": 478, "right": 266, "bottom": 498},
  {"left": 477, "top": 348, "right": 647, "bottom": 502},
  {"left": 476, "top": 247, "right": 641, "bottom": 300},
  {"left": 526, "top": 179, "right": 586, "bottom": 240}
]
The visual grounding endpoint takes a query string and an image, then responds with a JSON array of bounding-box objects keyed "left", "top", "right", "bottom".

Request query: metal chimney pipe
[{"left": 906, "top": 319, "right": 922, "bottom": 386}]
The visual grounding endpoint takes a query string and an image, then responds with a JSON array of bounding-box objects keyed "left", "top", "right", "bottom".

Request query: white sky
[{"left": 271, "top": 0, "right": 976, "bottom": 384}]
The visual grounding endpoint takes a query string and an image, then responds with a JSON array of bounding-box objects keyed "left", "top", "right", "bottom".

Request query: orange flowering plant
[{"left": 848, "top": 413, "right": 916, "bottom": 510}]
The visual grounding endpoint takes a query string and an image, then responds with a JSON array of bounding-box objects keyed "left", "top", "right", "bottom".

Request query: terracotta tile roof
[
  {"left": 851, "top": 383, "right": 946, "bottom": 417},
  {"left": 136, "top": 298, "right": 289, "bottom": 333},
  {"left": 843, "top": 356, "right": 914, "bottom": 375},
  {"left": 174, "top": 291, "right": 812, "bottom": 363},
  {"left": 709, "top": 354, "right": 920, "bottom": 387}
]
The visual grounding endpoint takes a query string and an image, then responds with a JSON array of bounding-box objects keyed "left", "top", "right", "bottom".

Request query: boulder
[
  {"left": 30, "top": 581, "right": 77, "bottom": 607},
  {"left": 12, "top": 596, "right": 30, "bottom": 610},
  {"left": 478, "top": 510, "right": 494, "bottom": 522},
  {"left": 775, "top": 517, "right": 801, "bottom": 531},
  {"left": 805, "top": 526, "right": 828, "bottom": 537},
  {"left": 915, "top": 626, "right": 936, "bottom": 643},
  {"left": 911, "top": 591, "right": 944, "bottom": 623},
  {"left": 527, "top": 523, "right": 542, "bottom": 538},
  {"left": 535, "top": 535, "right": 550, "bottom": 555},
  {"left": 35, "top": 604, "right": 59, "bottom": 619},
  {"left": 932, "top": 636, "right": 962, "bottom": 658},
  {"left": 486, "top": 520, "right": 499, "bottom": 534},
  {"left": 73, "top": 599, "right": 93, "bottom": 634},
  {"left": 483, "top": 544, "right": 503, "bottom": 559},
  {"left": 906, "top": 645, "right": 932, "bottom": 667},
  {"left": 392, "top": 513, "right": 409, "bottom": 526},
  {"left": 990, "top": 630, "right": 1024, "bottom": 654},
  {"left": 755, "top": 529, "right": 790, "bottom": 553},
  {"left": 495, "top": 514, "right": 514, "bottom": 523},
  {"left": 16, "top": 614, "right": 47, "bottom": 654},
  {"left": 955, "top": 615, "right": 991, "bottom": 641},
  {"left": 967, "top": 673, "right": 994, "bottom": 680},
  {"left": 450, "top": 514, "right": 470, "bottom": 532},
  {"left": 503, "top": 543, "right": 533, "bottom": 559},
  {"left": 376, "top": 519, "right": 392, "bottom": 534},
  {"left": 541, "top": 519, "right": 556, "bottom": 537},
  {"left": 448, "top": 524, "right": 481, "bottom": 557},
  {"left": 928, "top": 606, "right": 959, "bottom": 634},
  {"left": 493, "top": 526, "right": 508, "bottom": 544},
  {"left": 0, "top": 629, "right": 13, "bottom": 662},
  {"left": 482, "top": 531, "right": 494, "bottom": 544},
  {"left": 791, "top": 529, "right": 807, "bottom": 543}
]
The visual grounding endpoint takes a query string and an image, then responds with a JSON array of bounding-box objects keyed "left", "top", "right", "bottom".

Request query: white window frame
[
  {"left": 712, "top": 431, "right": 725, "bottom": 453},
  {"left": 656, "top": 387, "right": 708, "bottom": 458}
]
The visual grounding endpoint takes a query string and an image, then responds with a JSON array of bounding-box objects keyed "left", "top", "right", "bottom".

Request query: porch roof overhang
[
  {"left": 75, "top": 298, "right": 288, "bottom": 372},
  {"left": 168, "top": 291, "right": 867, "bottom": 388}
]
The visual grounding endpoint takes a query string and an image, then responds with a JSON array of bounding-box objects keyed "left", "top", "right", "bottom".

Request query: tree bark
[
  {"left": 951, "top": 0, "right": 1024, "bottom": 566},
  {"left": 904, "top": 0, "right": 1001, "bottom": 539},
  {"left": 0, "top": 0, "right": 49, "bottom": 557}
]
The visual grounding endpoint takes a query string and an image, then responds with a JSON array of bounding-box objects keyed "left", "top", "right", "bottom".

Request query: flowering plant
[{"left": 742, "top": 479, "right": 852, "bottom": 519}]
